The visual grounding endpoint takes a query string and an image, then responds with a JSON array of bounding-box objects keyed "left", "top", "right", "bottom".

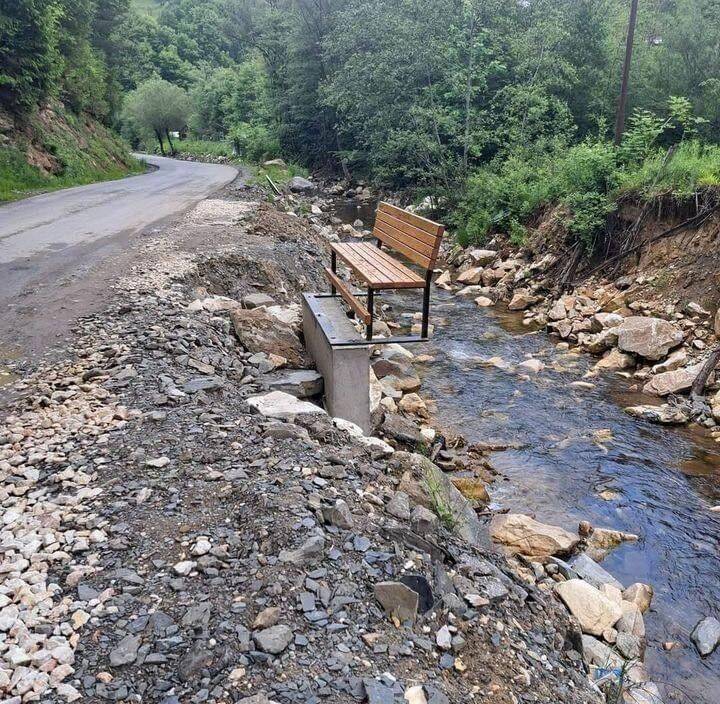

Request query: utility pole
[{"left": 614, "top": 0, "right": 639, "bottom": 146}]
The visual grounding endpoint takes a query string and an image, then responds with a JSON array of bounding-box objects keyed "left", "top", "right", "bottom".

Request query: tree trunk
[
  {"left": 155, "top": 130, "right": 165, "bottom": 156},
  {"left": 165, "top": 129, "right": 176, "bottom": 155},
  {"left": 462, "top": 15, "right": 478, "bottom": 172},
  {"left": 691, "top": 346, "right": 720, "bottom": 396}
]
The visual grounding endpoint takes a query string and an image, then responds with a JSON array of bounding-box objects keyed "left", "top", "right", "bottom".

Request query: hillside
[{"left": 0, "top": 104, "right": 143, "bottom": 202}]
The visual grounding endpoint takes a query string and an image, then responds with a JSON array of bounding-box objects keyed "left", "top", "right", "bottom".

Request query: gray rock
[
  {"left": 243, "top": 293, "right": 275, "bottom": 309},
  {"left": 383, "top": 413, "right": 424, "bottom": 446},
  {"left": 581, "top": 634, "right": 624, "bottom": 669},
  {"left": 475, "top": 576, "right": 509, "bottom": 603},
  {"left": 363, "top": 679, "right": 396, "bottom": 704},
  {"left": 385, "top": 491, "right": 411, "bottom": 521},
  {"left": 267, "top": 369, "right": 323, "bottom": 398},
  {"left": 177, "top": 642, "right": 214, "bottom": 681},
  {"left": 691, "top": 616, "right": 720, "bottom": 656},
  {"left": 288, "top": 176, "right": 315, "bottom": 193},
  {"left": 568, "top": 553, "right": 624, "bottom": 591},
  {"left": 253, "top": 624, "right": 293, "bottom": 654},
  {"left": 374, "top": 581, "right": 419, "bottom": 622},
  {"left": 392, "top": 452, "right": 493, "bottom": 550},
  {"left": 109, "top": 634, "right": 141, "bottom": 666},
  {"left": 411, "top": 505, "right": 439, "bottom": 536},
  {"left": 322, "top": 499, "right": 354, "bottom": 529},
  {"left": 616, "top": 632, "right": 644, "bottom": 660},
  {"left": 279, "top": 535, "right": 325, "bottom": 566},
  {"left": 183, "top": 376, "right": 224, "bottom": 393},
  {"left": 238, "top": 695, "right": 281, "bottom": 704}
]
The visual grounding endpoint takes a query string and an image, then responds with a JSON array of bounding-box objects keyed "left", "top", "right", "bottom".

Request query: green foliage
[
  {"left": 617, "top": 140, "right": 720, "bottom": 199},
  {"left": 229, "top": 123, "right": 280, "bottom": 163},
  {"left": 251, "top": 162, "right": 309, "bottom": 188},
  {"left": 457, "top": 97, "right": 720, "bottom": 254},
  {"left": 0, "top": 0, "right": 62, "bottom": 113},
  {"left": 121, "top": 78, "right": 190, "bottom": 154},
  {"left": 173, "top": 139, "right": 234, "bottom": 158}
]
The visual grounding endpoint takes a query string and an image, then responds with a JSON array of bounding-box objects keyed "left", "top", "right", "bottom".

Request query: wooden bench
[{"left": 325, "top": 201, "right": 445, "bottom": 342}]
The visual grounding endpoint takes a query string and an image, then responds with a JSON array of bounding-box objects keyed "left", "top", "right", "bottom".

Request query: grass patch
[
  {"left": 172, "top": 139, "right": 236, "bottom": 159},
  {"left": 251, "top": 162, "right": 309, "bottom": 188}
]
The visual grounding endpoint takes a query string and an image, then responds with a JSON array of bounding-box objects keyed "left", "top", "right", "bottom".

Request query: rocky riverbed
[
  {"left": 2, "top": 173, "right": 714, "bottom": 704},
  {"left": 0, "top": 181, "right": 613, "bottom": 704}
]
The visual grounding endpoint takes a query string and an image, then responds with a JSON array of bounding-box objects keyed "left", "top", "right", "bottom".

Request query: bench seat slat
[
  {"left": 331, "top": 242, "right": 425, "bottom": 289},
  {"left": 333, "top": 243, "right": 386, "bottom": 285},
  {"left": 352, "top": 243, "right": 418, "bottom": 283}
]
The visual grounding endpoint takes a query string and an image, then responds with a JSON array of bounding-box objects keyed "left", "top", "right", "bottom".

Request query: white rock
[
  {"left": 247, "top": 391, "right": 326, "bottom": 421},
  {"left": 173, "top": 561, "right": 196, "bottom": 576},
  {"left": 555, "top": 579, "right": 623, "bottom": 636}
]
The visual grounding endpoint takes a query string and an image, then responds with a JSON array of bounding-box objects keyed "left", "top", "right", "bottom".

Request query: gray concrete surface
[
  {"left": 302, "top": 293, "right": 371, "bottom": 432},
  {"left": 0, "top": 155, "right": 238, "bottom": 361}
]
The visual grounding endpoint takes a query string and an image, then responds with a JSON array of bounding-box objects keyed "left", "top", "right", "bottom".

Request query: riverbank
[{"left": 0, "top": 180, "right": 609, "bottom": 703}]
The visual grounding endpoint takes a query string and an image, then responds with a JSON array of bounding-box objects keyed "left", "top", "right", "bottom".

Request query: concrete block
[{"left": 302, "top": 293, "right": 371, "bottom": 432}]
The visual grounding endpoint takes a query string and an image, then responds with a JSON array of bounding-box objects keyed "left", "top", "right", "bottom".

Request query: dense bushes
[{"left": 456, "top": 134, "right": 720, "bottom": 253}]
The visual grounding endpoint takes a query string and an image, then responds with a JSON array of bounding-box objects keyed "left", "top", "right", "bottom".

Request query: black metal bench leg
[
  {"left": 366, "top": 288, "right": 374, "bottom": 341},
  {"left": 421, "top": 271, "right": 432, "bottom": 338},
  {"left": 330, "top": 251, "right": 337, "bottom": 295}
]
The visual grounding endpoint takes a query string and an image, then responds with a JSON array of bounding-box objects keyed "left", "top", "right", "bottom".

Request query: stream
[{"left": 330, "top": 199, "right": 720, "bottom": 703}]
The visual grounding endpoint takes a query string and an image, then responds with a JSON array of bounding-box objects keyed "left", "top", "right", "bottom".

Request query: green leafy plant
[{"left": 423, "top": 474, "right": 458, "bottom": 531}]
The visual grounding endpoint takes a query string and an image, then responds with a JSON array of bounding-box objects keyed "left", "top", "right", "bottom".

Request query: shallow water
[
  {"left": 404, "top": 292, "right": 720, "bottom": 703},
  {"left": 326, "top": 200, "right": 720, "bottom": 700}
]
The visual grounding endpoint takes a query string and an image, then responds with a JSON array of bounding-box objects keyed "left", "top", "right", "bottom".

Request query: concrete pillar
[{"left": 302, "top": 293, "right": 371, "bottom": 432}]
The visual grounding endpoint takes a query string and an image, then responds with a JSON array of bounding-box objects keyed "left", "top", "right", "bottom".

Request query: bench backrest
[{"left": 373, "top": 201, "right": 445, "bottom": 271}]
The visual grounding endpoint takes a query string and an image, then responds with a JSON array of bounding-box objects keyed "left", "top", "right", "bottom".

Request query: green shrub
[
  {"left": 229, "top": 122, "right": 280, "bottom": 163},
  {"left": 456, "top": 101, "right": 720, "bottom": 254}
]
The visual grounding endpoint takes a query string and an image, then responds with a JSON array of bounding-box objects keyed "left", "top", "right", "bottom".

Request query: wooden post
[
  {"left": 614, "top": 0, "right": 639, "bottom": 146},
  {"left": 691, "top": 346, "right": 720, "bottom": 396}
]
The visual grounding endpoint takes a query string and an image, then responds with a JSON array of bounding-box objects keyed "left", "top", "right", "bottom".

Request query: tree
[
  {"left": 122, "top": 78, "right": 190, "bottom": 155},
  {"left": 0, "top": 0, "right": 62, "bottom": 114}
]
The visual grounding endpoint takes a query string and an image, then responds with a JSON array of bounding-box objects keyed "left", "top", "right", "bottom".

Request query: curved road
[{"left": 0, "top": 155, "right": 237, "bottom": 360}]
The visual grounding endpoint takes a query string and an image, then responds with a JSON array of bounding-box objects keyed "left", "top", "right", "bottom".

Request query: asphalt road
[{"left": 0, "top": 155, "right": 237, "bottom": 361}]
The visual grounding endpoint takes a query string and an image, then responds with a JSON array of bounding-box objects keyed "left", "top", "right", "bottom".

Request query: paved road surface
[{"left": 0, "top": 155, "right": 237, "bottom": 361}]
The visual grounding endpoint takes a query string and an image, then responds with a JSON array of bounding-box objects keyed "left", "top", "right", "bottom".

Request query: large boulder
[
  {"left": 691, "top": 616, "right": 720, "bottom": 656},
  {"left": 555, "top": 579, "right": 623, "bottom": 636},
  {"left": 390, "top": 452, "right": 492, "bottom": 550},
  {"left": 624, "top": 404, "right": 690, "bottom": 425},
  {"left": 288, "top": 176, "right": 315, "bottom": 193},
  {"left": 642, "top": 364, "right": 702, "bottom": 396},
  {"left": 489, "top": 513, "right": 579, "bottom": 559},
  {"left": 467, "top": 249, "right": 497, "bottom": 266},
  {"left": 616, "top": 316, "right": 684, "bottom": 360},
  {"left": 230, "top": 307, "right": 307, "bottom": 366},
  {"left": 266, "top": 369, "right": 323, "bottom": 398},
  {"left": 508, "top": 289, "right": 540, "bottom": 311}
]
